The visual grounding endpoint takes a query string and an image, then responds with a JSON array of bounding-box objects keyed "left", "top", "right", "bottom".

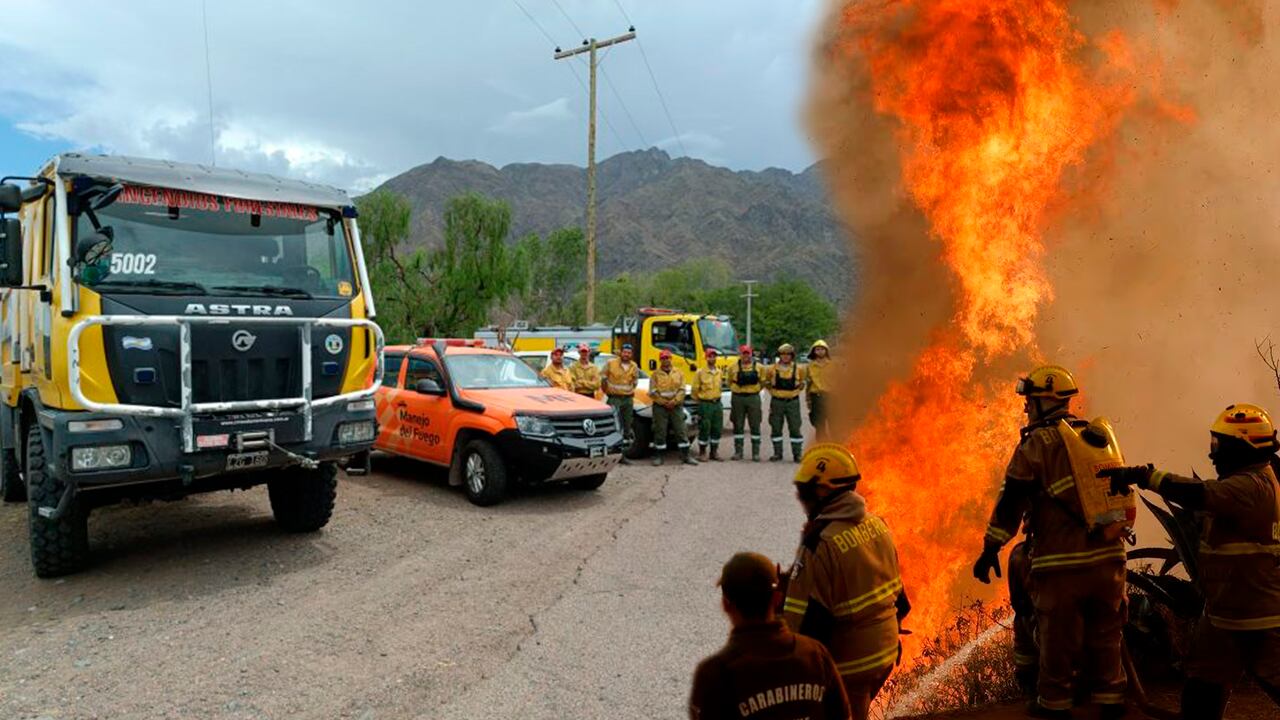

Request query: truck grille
[
  {"left": 550, "top": 414, "right": 618, "bottom": 439},
  {"left": 192, "top": 356, "right": 297, "bottom": 404}
]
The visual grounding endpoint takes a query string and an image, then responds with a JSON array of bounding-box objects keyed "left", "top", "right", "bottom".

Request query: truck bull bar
[{"left": 68, "top": 315, "right": 384, "bottom": 453}]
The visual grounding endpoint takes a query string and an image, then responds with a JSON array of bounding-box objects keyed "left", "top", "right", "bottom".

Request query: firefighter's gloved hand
[
  {"left": 972, "top": 548, "right": 1001, "bottom": 584},
  {"left": 1099, "top": 464, "right": 1154, "bottom": 496}
]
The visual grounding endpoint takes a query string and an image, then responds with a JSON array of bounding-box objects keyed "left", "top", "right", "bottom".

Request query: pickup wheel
[
  {"left": 626, "top": 418, "right": 652, "bottom": 460},
  {"left": 569, "top": 474, "right": 607, "bottom": 491},
  {"left": 1, "top": 448, "right": 24, "bottom": 502},
  {"left": 461, "top": 439, "right": 508, "bottom": 506},
  {"left": 268, "top": 462, "right": 338, "bottom": 532},
  {"left": 26, "top": 427, "right": 90, "bottom": 578}
]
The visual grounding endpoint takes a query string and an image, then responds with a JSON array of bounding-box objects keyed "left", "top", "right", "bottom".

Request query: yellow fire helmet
[
  {"left": 778, "top": 343, "right": 796, "bottom": 356},
  {"left": 1211, "top": 403, "right": 1279, "bottom": 450},
  {"left": 794, "top": 443, "right": 861, "bottom": 489},
  {"left": 1015, "top": 364, "right": 1079, "bottom": 400}
]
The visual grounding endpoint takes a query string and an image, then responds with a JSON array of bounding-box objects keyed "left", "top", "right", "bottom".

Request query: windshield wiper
[
  {"left": 92, "top": 279, "right": 208, "bottom": 295},
  {"left": 212, "top": 285, "right": 313, "bottom": 299}
]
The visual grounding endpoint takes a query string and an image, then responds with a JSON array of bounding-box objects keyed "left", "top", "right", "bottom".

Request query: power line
[
  {"left": 510, "top": 0, "right": 627, "bottom": 151},
  {"left": 599, "top": 65, "right": 647, "bottom": 148},
  {"left": 608, "top": 0, "right": 688, "bottom": 158},
  {"left": 201, "top": 0, "right": 216, "bottom": 166},
  {"left": 549, "top": 0, "right": 586, "bottom": 40}
]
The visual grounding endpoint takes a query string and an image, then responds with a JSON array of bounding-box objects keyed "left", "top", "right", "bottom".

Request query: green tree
[
  {"left": 748, "top": 280, "right": 839, "bottom": 356},
  {"left": 514, "top": 227, "right": 587, "bottom": 325},
  {"left": 423, "top": 193, "right": 524, "bottom": 337},
  {"left": 357, "top": 189, "right": 427, "bottom": 343}
]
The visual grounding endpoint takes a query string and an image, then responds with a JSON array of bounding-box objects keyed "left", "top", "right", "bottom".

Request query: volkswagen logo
[
  {"left": 582, "top": 418, "right": 597, "bottom": 437},
  {"left": 231, "top": 330, "right": 257, "bottom": 352}
]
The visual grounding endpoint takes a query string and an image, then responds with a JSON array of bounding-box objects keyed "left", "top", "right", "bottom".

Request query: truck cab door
[
  {"left": 401, "top": 353, "right": 451, "bottom": 465},
  {"left": 31, "top": 193, "right": 54, "bottom": 387},
  {"left": 376, "top": 352, "right": 407, "bottom": 451},
  {"left": 646, "top": 318, "right": 698, "bottom": 382}
]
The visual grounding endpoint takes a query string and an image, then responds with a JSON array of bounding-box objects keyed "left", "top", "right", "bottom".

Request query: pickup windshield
[
  {"left": 698, "top": 319, "right": 738, "bottom": 354},
  {"left": 76, "top": 186, "right": 356, "bottom": 299},
  {"left": 446, "top": 354, "right": 546, "bottom": 390}
]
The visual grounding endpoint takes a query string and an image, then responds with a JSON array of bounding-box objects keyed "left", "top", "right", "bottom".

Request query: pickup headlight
[
  {"left": 515, "top": 415, "right": 557, "bottom": 438},
  {"left": 338, "top": 421, "right": 376, "bottom": 444},
  {"left": 71, "top": 444, "right": 131, "bottom": 471}
]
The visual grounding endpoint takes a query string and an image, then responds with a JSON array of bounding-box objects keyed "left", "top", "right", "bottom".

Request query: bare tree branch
[{"left": 1256, "top": 336, "right": 1280, "bottom": 395}]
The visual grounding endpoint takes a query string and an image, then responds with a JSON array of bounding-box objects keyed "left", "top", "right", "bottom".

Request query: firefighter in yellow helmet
[
  {"left": 766, "top": 343, "right": 808, "bottom": 463},
  {"left": 806, "top": 340, "right": 834, "bottom": 441},
  {"left": 782, "top": 443, "right": 909, "bottom": 720},
  {"left": 973, "top": 365, "right": 1128, "bottom": 720},
  {"left": 1105, "top": 403, "right": 1280, "bottom": 720}
]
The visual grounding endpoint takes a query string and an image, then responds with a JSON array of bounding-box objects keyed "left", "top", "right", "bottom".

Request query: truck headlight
[
  {"left": 71, "top": 445, "right": 132, "bottom": 471},
  {"left": 515, "top": 415, "right": 557, "bottom": 438},
  {"left": 338, "top": 421, "right": 376, "bottom": 444}
]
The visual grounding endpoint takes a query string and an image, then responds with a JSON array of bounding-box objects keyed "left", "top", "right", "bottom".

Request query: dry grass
[{"left": 875, "top": 600, "right": 1022, "bottom": 719}]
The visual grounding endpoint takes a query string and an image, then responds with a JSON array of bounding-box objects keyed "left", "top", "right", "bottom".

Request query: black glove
[
  {"left": 972, "top": 547, "right": 1002, "bottom": 584},
  {"left": 1099, "top": 464, "right": 1154, "bottom": 496}
]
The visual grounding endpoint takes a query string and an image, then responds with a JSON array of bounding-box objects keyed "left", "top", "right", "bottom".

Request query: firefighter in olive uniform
[
  {"left": 651, "top": 350, "right": 698, "bottom": 467},
  {"left": 783, "top": 444, "right": 909, "bottom": 719},
  {"left": 972, "top": 365, "right": 1127, "bottom": 720},
  {"left": 569, "top": 343, "right": 601, "bottom": 397},
  {"left": 605, "top": 344, "right": 640, "bottom": 465},
  {"left": 767, "top": 344, "right": 808, "bottom": 463},
  {"left": 807, "top": 340, "right": 833, "bottom": 441},
  {"left": 728, "top": 345, "right": 765, "bottom": 461},
  {"left": 692, "top": 348, "right": 726, "bottom": 461},
  {"left": 1105, "top": 403, "right": 1280, "bottom": 720},
  {"left": 690, "top": 552, "right": 853, "bottom": 720},
  {"left": 541, "top": 347, "right": 573, "bottom": 391}
]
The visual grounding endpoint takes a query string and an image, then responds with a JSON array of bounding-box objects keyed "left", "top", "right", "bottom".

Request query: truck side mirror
[
  {"left": 0, "top": 219, "right": 22, "bottom": 286},
  {"left": 648, "top": 359, "right": 657, "bottom": 371},
  {"left": 415, "top": 378, "right": 445, "bottom": 396},
  {"left": 0, "top": 184, "right": 20, "bottom": 213}
]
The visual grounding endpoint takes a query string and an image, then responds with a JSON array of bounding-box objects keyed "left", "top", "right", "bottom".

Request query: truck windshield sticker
[{"left": 117, "top": 185, "right": 320, "bottom": 222}]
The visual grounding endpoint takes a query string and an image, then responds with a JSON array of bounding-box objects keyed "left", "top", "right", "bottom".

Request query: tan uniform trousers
[
  {"left": 1029, "top": 563, "right": 1127, "bottom": 710},
  {"left": 1186, "top": 621, "right": 1280, "bottom": 693},
  {"left": 843, "top": 664, "right": 892, "bottom": 720}
]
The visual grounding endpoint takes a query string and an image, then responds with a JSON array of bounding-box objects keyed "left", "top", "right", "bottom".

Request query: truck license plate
[
  {"left": 589, "top": 445, "right": 605, "bottom": 458},
  {"left": 226, "top": 451, "right": 269, "bottom": 471}
]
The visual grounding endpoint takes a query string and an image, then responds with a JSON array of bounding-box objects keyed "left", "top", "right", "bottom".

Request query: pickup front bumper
[{"left": 496, "top": 428, "right": 625, "bottom": 483}]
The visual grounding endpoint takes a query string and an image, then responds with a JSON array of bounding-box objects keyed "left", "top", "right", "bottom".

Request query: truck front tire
[
  {"left": 461, "top": 439, "right": 508, "bottom": 506},
  {"left": 268, "top": 462, "right": 338, "bottom": 532},
  {"left": 26, "top": 427, "right": 90, "bottom": 578}
]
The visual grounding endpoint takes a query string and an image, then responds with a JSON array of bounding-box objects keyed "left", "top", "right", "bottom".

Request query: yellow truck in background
[
  {"left": 475, "top": 308, "right": 740, "bottom": 383},
  {"left": 0, "top": 154, "right": 383, "bottom": 577}
]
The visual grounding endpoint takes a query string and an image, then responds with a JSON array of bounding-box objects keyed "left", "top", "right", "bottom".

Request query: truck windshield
[
  {"left": 76, "top": 186, "right": 356, "bottom": 299},
  {"left": 447, "top": 354, "right": 547, "bottom": 390},
  {"left": 698, "top": 319, "right": 738, "bottom": 354}
]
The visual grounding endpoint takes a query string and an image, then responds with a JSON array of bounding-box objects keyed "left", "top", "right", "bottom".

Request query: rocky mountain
[{"left": 374, "top": 148, "right": 854, "bottom": 302}]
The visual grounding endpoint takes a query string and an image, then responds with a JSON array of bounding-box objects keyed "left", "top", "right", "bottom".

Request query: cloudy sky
[{"left": 0, "top": 0, "right": 825, "bottom": 192}]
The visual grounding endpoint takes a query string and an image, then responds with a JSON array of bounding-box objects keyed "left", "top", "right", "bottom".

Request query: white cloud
[{"left": 488, "top": 97, "right": 573, "bottom": 136}]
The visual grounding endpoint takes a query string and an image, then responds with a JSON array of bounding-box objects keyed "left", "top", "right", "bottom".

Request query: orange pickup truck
[{"left": 374, "top": 339, "right": 625, "bottom": 505}]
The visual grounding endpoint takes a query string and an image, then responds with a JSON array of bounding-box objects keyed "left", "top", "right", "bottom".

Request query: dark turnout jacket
[{"left": 690, "top": 620, "right": 852, "bottom": 720}]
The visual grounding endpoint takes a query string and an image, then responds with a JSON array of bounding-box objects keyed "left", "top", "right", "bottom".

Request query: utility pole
[
  {"left": 554, "top": 28, "right": 636, "bottom": 325},
  {"left": 742, "top": 280, "right": 758, "bottom": 348}
]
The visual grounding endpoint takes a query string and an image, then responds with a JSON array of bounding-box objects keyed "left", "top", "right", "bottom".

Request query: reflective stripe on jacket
[{"left": 650, "top": 368, "right": 686, "bottom": 404}]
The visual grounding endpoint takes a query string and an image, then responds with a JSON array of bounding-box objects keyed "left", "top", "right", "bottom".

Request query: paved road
[{"left": 0, "top": 451, "right": 801, "bottom": 720}]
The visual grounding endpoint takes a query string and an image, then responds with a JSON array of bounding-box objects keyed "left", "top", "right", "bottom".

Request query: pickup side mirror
[
  {"left": 0, "top": 184, "right": 20, "bottom": 213},
  {"left": 415, "top": 378, "right": 445, "bottom": 396},
  {"left": 0, "top": 219, "right": 22, "bottom": 287}
]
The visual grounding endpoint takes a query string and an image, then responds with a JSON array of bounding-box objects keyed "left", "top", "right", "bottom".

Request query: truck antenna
[{"left": 201, "top": 0, "right": 217, "bottom": 167}]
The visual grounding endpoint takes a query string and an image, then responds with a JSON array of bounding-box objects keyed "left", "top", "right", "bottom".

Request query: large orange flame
[{"left": 837, "top": 0, "right": 1133, "bottom": 663}]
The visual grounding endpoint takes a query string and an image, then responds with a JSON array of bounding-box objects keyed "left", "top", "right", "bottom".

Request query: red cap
[
  {"left": 705, "top": 347, "right": 718, "bottom": 357},
  {"left": 578, "top": 343, "right": 590, "bottom": 352},
  {"left": 739, "top": 344, "right": 753, "bottom": 354},
  {"left": 551, "top": 347, "right": 565, "bottom": 356},
  {"left": 659, "top": 349, "right": 673, "bottom": 360}
]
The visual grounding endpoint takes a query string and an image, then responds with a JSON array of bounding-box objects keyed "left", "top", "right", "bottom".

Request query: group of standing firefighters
[
  {"left": 536, "top": 339, "right": 835, "bottom": 466},
  {"left": 685, "top": 362, "right": 1280, "bottom": 720}
]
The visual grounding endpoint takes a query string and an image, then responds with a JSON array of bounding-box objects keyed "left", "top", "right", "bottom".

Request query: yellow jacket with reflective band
[
  {"left": 1151, "top": 463, "right": 1280, "bottom": 630},
  {"left": 727, "top": 359, "right": 763, "bottom": 394},
  {"left": 691, "top": 366, "right": 723, "bottom": 402},
  {"left": 649, "top": 367, "right": 686, "bottom": 405},
  {"left": 541, "top": 363, "right": 573, "bottom": 391},
  {"left": 569, "top": 361, "right": 601, "bottom": 395},
  {"left": 983, "top": 415, "right": 1127, "bottom": 573},
  {"left": 784, "top": 492, "right": 903, "bottom": 677},
  {"left": 603, "top": 358, "right": 639, "bottom": 397},
  {"left": 807, "top": 358, "right": 832, "bottom": 395},
  {"left": 766, "top": 362, "right": 808, "bottom": 400}
]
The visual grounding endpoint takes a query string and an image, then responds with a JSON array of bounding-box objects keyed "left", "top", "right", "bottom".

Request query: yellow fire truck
[
  {"left": 0, "top": 154, "right": 383, "bottom": 577},
  {"left": 475, "top": 308, "right": 740, "bottom": 383}
]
